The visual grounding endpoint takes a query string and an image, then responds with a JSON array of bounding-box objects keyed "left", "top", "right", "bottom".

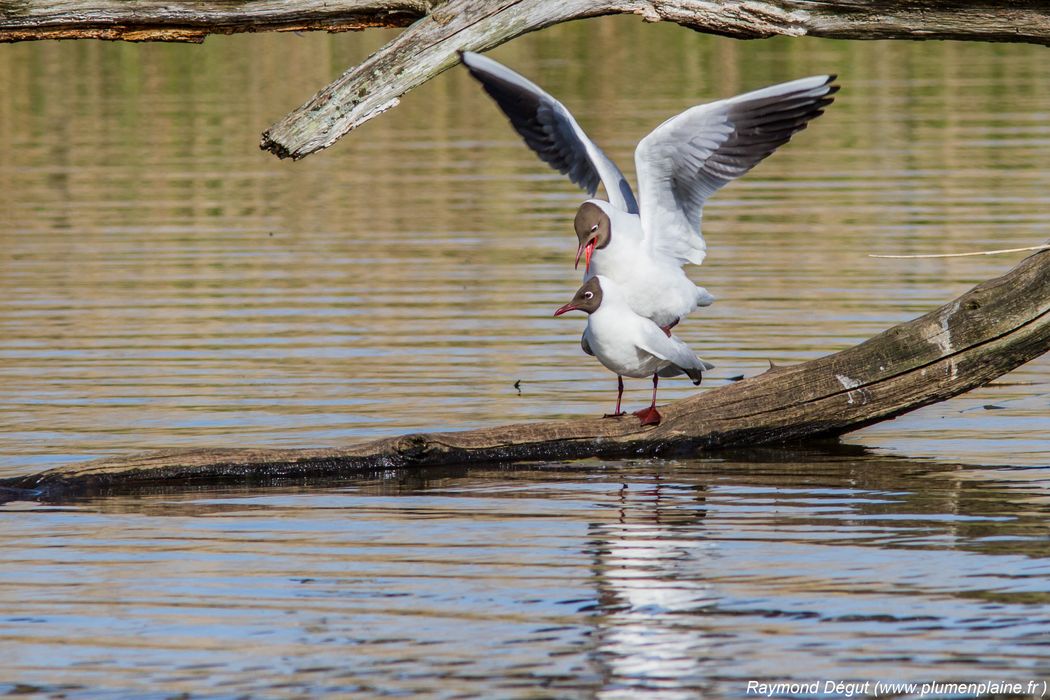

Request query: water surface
[
  {"left": 1, "top": 18, "right": 1048, "bottom": 697},
  {"left": 2, "top": 22, "right": 1048, "bottom": 471},
  {"left": 3, "top": 451, "right": 1049, "bottom": 698}
]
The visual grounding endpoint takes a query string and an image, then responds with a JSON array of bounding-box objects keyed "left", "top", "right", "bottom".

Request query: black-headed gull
[
  {"left": 462, "top": 51, "right": 837, "bottom": 332},
  {"left": 554, "top": 275, "right": 714, "bottom": 426}
]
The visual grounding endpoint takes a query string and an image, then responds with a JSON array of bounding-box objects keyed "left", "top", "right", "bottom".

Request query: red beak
[
  {"left": 553, "top": 302, "right": 577, "bottom": 317},
  {"left": 574, "top": 238, "right": 597, "bottom": 272}
]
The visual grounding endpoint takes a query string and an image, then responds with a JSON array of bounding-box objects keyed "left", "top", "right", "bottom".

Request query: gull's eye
[
  {"left": 583, "top": 291, "right": 594, "bottom": 300},
  {"left": 590, "top": 224, "right": 599, "bottom": 233}
]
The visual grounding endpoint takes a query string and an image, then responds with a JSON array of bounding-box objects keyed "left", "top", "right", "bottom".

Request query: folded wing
[
  {"left": 461, "top": 51, "right": 639, "bottom": 214},
  {"left": 637, "top": 325, "right": 714, "bottom": 385},
  {"left": 635, "top": 75, "right": 838, "bottom": 266}
]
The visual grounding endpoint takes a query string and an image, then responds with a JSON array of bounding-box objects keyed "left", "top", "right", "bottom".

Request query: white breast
[
  {"left": 584, "top": 305, "right": 668, "bottom": 379},
  {"left": 585, "top": 207, "right": 708, "bottom": 328},
  {"left": 589, "top": 249, "right": 700, "bottom": 328}
]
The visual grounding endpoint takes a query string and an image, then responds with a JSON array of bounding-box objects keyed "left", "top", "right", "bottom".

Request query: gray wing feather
[
  {"left": 581, "top": 334, "right": 594, "bottom": 357},
  {"left": 636, "top": 75, "right": 838, "bottom": 265},
  {"left": 461, "top": 51, "right": 639, "bottom": 214},
  {"left": 637, "top": 325, "right": 713, "bottom": 385}
]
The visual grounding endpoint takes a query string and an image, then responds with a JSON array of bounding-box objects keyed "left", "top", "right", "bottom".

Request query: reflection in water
[
  {"left": 590, "top": 477, "right": 717, "bottom": 699},
  {"left": 1, "top": 450, "right": 1048, "bottom": 697}
]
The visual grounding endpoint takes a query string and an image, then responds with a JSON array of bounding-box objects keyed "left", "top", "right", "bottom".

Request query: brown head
[
  {"left": 554, "top": 277, "right": 603, "bottom": 317},
  {"left": 573, "top": 202, "right": 611, "bottom": 273}
]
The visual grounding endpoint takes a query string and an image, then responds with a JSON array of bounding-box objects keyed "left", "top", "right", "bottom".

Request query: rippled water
[
  {"left": 1, "top": 17, "right": 1049, "bottom": 698},
  {"left": 4, "top": 452, "right": 1049, "bottom": 697}
]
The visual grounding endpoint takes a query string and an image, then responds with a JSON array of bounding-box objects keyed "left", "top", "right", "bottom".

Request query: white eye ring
[
  {"left": 583, "top": 291, "right": 594, "bottom": 299},
  {"left": 590, "top": 224, "right": 599, "bottom": 232}
]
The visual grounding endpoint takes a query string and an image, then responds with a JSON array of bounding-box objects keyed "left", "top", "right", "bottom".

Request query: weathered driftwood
[
  {"left": 8, "top": 1, "right": 1047, "bottom": 45},
  {"left": 0, "top": 1, "right": 428, "bottom": 42},
  {"left": 2, "top": 2, "right": 1049, "bottom": 159},
  {"left": 4, "top": 250, "right": 1047, "bottom": 501},
  {"left": 258, "top": 0, "right": 1050, "bottom": 159}
]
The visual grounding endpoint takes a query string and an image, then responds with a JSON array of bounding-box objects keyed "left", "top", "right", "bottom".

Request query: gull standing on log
[
  {"left": 461, "top": 51, "right": 838, "bottom": 333},
  {"left": 554, "top": 276, "right": 714, "bottom": 426}
]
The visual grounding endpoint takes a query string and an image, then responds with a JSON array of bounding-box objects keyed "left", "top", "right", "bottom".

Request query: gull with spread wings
[{"left": 462, "top": 51, "right": 837, "bottom": 334}]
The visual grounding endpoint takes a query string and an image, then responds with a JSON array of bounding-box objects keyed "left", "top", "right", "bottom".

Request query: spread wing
[
  {"left": 460, "top": 51, "right": 639, "bottom": 214},
  {"left": 635, "top": 75, "right": 838, "bottom": 266}
]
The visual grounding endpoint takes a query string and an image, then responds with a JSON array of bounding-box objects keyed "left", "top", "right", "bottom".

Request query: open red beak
[
  {"left": 574, "top": 238, "right": 597, "bottom": 272},
  {"left": 553, "top": 302, "right": 577, "bottom": 317}
]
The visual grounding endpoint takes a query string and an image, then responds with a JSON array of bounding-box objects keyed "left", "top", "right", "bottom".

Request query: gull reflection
[{"left": 587, "top": 471, "right": 719, "bottom": 698}]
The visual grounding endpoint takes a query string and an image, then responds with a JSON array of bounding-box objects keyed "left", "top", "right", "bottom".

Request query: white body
[
  {"left": 462, "top": 52, "right": 834, "bottom": 328},
  {"left": 584, "top": 201, "right": 713, "bottom": 329},
  {"left": 582, "top": 277, "right": 713, "bottom": 380}
]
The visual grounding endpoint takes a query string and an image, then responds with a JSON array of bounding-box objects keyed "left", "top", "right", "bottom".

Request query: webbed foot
[{"left": 633, "top": 406, "right": 662, "bottom": 426}]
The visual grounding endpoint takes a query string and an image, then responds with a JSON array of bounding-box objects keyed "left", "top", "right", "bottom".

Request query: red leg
[
  {"left": 633, "top": 374, "right": 662, "bottom": 426},
  {"left": 659, "top": 319, "right": 679, "bottom": 338},
  {"left": 604, "top": 376, "right": 626, "bottom": 418}
]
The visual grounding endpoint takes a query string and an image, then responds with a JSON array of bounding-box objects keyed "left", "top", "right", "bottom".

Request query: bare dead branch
[{"left": 5, "top": 3, "right": 1049, "bottom": 158}]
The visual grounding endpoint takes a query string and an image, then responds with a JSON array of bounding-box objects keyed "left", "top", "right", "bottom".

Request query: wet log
[{"left": 4, "top": 250, "right": 1048, "bottom": 501}]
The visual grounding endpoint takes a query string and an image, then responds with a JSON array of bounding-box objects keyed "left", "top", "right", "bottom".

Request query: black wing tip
[{"left": 681, "top": 365, "right": 705, "bottom": 385}]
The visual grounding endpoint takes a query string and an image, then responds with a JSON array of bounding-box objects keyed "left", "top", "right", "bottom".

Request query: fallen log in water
[{"left": 3, "top": 250, "right": 1047, "bottom": 501}]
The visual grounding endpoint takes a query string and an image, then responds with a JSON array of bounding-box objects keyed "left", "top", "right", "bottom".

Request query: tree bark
[
  {"left": 9, "top": 0, "right": 1047, "bottom": 44},
  {"left": 0, "top": 1, "right": 428, "bottom": 42},
  {"left": 4, "top": 250, "right": 1047, "bottom": 501}
]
